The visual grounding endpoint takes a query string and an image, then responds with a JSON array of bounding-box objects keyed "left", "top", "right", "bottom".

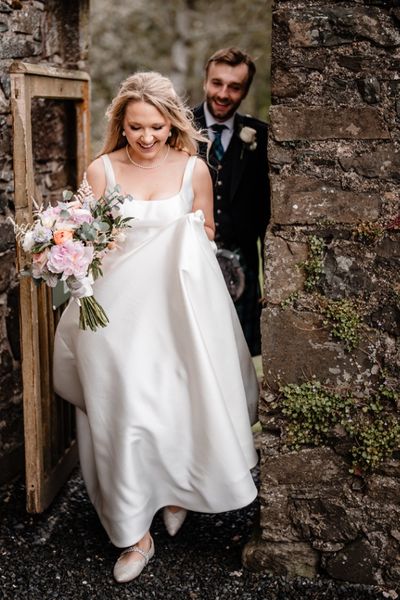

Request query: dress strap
[
  {"left": 180, "top": 155, "right": 197, "bottom": 201},
  {"left": 101, "top": 154, "right": 117, "bottom": 191}
]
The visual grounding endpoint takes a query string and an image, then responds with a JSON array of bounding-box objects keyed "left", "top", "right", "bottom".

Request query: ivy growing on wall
[
  {"left": 277, "top": 230, "right": 400, "bottom": 474},
  {"left": 279, "top": 379, "right": 400, "bottom": 474},
  {"left": 320, "top": 298, "right": 361, "bottom": 351}
]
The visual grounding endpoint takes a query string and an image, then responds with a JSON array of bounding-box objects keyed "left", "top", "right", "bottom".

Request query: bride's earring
[
  {"left": 168, "top": 130, "right": 172, "bottom": 138},
  {"left": 122, "top": 131, "right": 126, "bottom": 137}
]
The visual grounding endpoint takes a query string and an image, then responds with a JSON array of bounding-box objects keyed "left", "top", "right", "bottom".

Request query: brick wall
[
  {"left": 244, "top": 0, "right": 400, "bottom": 589},
  {"left": 0, "top": 0, "right": 89, "bottom": 483}
]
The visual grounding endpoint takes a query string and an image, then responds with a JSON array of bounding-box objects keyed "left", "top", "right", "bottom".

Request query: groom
[{"left": 193, "top": 47, "right": 270, "bottom": 357}]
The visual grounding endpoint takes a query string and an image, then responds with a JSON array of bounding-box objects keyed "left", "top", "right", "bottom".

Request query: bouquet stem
[{"left": 79, "top": 296, "right": 109, "bottom": 331}]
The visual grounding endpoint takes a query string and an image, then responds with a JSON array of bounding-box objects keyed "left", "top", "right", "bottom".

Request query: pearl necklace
[{"left": 125, "top": 143, "right": 170, "bottom": 169}]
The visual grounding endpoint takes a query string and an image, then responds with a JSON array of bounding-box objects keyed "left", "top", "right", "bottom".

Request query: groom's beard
[{"left": 205, "top": 94, "right": 241, "bottom": 122}]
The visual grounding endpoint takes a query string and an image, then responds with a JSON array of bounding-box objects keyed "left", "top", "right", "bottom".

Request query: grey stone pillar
[{"left": 244, "top": 1, "right": 400, "bottom": 589}]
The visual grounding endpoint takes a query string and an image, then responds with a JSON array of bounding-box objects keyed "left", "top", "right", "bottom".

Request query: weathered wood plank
[
  {"left": 11, "top": 64, "right": 90, "bottom": 513},
  {"left": 10, "top": 61, "right": 89, "bottom": 81},
  {"left": 11, "top": 72, "right": 44, "bottom": 512}
]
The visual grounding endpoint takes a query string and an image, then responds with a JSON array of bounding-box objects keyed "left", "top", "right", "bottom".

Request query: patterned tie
[{"left": 211, "top": 124, "right": 227, "bottom": 162}]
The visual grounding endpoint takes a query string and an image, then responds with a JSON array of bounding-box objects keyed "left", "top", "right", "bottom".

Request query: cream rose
[{"left": 239, "top": 126, "right": 257, "bottom": 151}]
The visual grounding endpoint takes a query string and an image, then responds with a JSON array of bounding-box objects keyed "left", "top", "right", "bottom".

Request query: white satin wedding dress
[{"left": 53, "top": 154, "right": 259, "bottom": 547}]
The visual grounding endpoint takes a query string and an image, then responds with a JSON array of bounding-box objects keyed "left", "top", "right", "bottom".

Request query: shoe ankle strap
[{"left": 120, "top": 540, "right": 152, "bottom": 564}]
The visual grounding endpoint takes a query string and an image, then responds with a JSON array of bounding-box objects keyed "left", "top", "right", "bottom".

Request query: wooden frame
[{"left": 10, "top": 62, "right": 90, "bottom": 513}]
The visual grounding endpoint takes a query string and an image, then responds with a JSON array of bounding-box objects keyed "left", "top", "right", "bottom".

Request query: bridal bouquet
[{"left": 11, "top": 176, "right": 132, "bottom": 332}]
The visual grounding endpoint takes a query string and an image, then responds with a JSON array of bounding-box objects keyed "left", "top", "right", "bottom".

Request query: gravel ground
[{"left": 0, "top": 469, "right": 390, "bottom": 600}]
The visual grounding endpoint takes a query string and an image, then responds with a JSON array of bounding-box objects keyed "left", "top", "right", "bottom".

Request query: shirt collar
[{"left": 203, "top": 102, "right": 235, "bottom": 133}]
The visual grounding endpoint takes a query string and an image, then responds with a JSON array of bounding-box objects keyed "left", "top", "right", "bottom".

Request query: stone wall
[
  {"left": 0, "top": 0, "right": 89, "bottom": 483},
  {"left": 244, "top": 0, "right": 400, "bottom": 590}
]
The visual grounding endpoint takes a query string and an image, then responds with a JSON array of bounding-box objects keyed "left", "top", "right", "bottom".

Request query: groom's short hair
[{"left": 205, "top": 48, "right": 256, "bottom": 93}]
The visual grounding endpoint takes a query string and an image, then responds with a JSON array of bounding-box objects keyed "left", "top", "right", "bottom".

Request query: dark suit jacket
[{"left": 193, "top": 104, "right": 270, "bottom": 274}]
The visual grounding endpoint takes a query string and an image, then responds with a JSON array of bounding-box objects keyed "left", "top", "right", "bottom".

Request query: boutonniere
[{"left": 239, "top": 126, "right": 257, "bottom": 158}]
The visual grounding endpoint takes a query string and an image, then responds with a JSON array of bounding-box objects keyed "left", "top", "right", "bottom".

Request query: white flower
[
  {"left": 22, "top": 230, "right": 35, "bottom": 252},
  {"left": 239, "top": 126, "right": 257, "bottom": 151}
]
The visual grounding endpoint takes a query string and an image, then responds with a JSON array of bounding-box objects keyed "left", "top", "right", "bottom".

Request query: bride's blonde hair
[{"left": 100, "top": 71, "right": 207, "bottom": 156}]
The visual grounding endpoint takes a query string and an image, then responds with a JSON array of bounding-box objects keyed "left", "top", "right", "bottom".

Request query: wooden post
[{"left": 10, "top": 62, "right": 90, "bottom": 512}]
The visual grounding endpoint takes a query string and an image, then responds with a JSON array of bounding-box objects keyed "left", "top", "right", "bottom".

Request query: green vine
[
  {"left": 281, "top": 381, "right": 352, "bottom": 448},
  {"left": 349, "top": 416, "right": 400, "bottom": 473},
  {"left": 321, "top": 298, "right": 361, "bottom": 351},
  {"left": 279, "top": 380, "right": 400, "bottom": 474},
  {"left": 300, "top": 235, "right": 325, "bottom": 292},
  {"left": 280, "top": 291, "right": 299, "bottom": 309}
]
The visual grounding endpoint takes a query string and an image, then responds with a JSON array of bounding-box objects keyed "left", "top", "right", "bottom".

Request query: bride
[{"left": 53, "top": 71, "right": 259, "bottom": 584}]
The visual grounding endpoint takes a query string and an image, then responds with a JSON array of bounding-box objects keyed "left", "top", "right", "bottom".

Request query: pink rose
[
  {"left": 47, "top": 240, "right": 94, "bottom": 279},
  {"left": 40, "top": 205, "right": 62, "bottom": 228},
  {"left": 69, "top": 208, "right": 93, "bottom": 225}
]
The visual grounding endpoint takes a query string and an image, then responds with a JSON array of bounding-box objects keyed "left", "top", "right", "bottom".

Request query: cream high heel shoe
[
  {"left": 113, "top": 536, "right": 155, "bottom": 583},
  {"left": 163, "top": 507, "right": 187, "bottom": 536}
]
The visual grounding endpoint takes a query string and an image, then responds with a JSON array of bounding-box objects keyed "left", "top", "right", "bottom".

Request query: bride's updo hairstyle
[{"left": 100, "top": 71, "right": 207, "bottom": 156}]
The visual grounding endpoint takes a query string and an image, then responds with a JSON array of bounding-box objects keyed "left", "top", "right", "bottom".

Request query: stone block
[
  {"left": 259, "top": 488, "right": 302, "bottom": 542},
  {"left": 0, "top": 252, "right": 15, "bottom": 294},
  {"left": 271, "top": 175, "right": 381, "bottom": 224},
  {"left": 0, "top": 221, "right": 15, "bottom": 253},
  {"left": 362, "top": 502, "right": 400, "bottom": 533},
  {"left": 367, "top": 476, "right": 400, "bottom": 505},
  {"left": 0, "top": 1, "right": 12, "bottom": 13},
  {"left": 0, "top": 117, "right": 11, "bottom": 156},
  {"left": 0, "top": 348, "right": 12, "bottom": 379},
  {"left": 325, "top": 539, "right": 380, "bottom": 585},
  {"left": 377, "top": 459, "right": 400, "bottom": 478},
  {"left": 0, "top": 73, "right": 10, "bottom": 99},
  {"left": 10, "top": 7, "right": 41, "bottom": 36},
  {"left": 337, "top": 55, "right": 368, "bottom": 72},
  {"left": 322, "top": 243, "right": 378, "bottom": 298},
  {"left": 268, "top": 145, "right": 293, "bottom": 170},
  {"left": 262, "top": 447, "right": 349, "bottom": 487},
  {"left": 289, "top": 494, "right": 362, "bottom": 543},
  {"left": 242, "top": 538, "right": 319, "bottom": 578},
  {"left": 271, "top": 67, "right": 301, "bottom": 99},
  {"left": 375, "top": 238, "right": 400, "bottom": 265},
  {"left": 369, "top": 304, "right": 400, "bottom": 337},
  {"left": 275, "top": 7, "right": 400, "bottom": 48},
  {"left": 264, "top": 233, "right": 307, "bottom": 303},
  {"left": 339, "top": 146, "right": 400, "bottom": 181},
  {"left": 357, "top": 76, "right": 380, "bottom": 105},
  {"left": 0, "top": 86, "right": 9, "bottom": 114},
  {"left": 261, "top": 305, "right": 380, "bottom": 392},
  {"left": 0, "top": 35, "right": 40, "bottom": 59},
  {"left": 270, "top": 106, "right": 390, "bottom": 142}
]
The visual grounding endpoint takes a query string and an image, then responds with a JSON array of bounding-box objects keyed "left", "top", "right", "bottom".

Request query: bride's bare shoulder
[
  {"left": 193, "top": 155, "right": 211, "bottom": 179},
  {"left": 86, "top": 156, "right": 106, "bottom": 198},
  {"left": 167, "top": 147, "right": 186, "bottom": 162}
]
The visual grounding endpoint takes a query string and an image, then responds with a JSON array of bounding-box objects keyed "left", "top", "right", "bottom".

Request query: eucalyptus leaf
[{"left": 63, "top": 190, "right": 74, "bottom": 201}]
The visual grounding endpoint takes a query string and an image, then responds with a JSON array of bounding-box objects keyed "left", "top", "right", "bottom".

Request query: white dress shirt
[{"left": 203, "top": 102, "right": 235, "bottom": 151}]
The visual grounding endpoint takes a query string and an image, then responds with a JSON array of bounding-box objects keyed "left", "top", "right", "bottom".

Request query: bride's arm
[
  {"left": 86, "top": 157, "right": 107, "bottom": 199},
  {"left": 192, "top": 158, "right": 215, "bottom": 240}
]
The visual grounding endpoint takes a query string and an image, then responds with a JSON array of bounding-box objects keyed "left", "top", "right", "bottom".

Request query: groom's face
[{"left": 204, "top": 62, "right": 249, "bottom": 122}]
